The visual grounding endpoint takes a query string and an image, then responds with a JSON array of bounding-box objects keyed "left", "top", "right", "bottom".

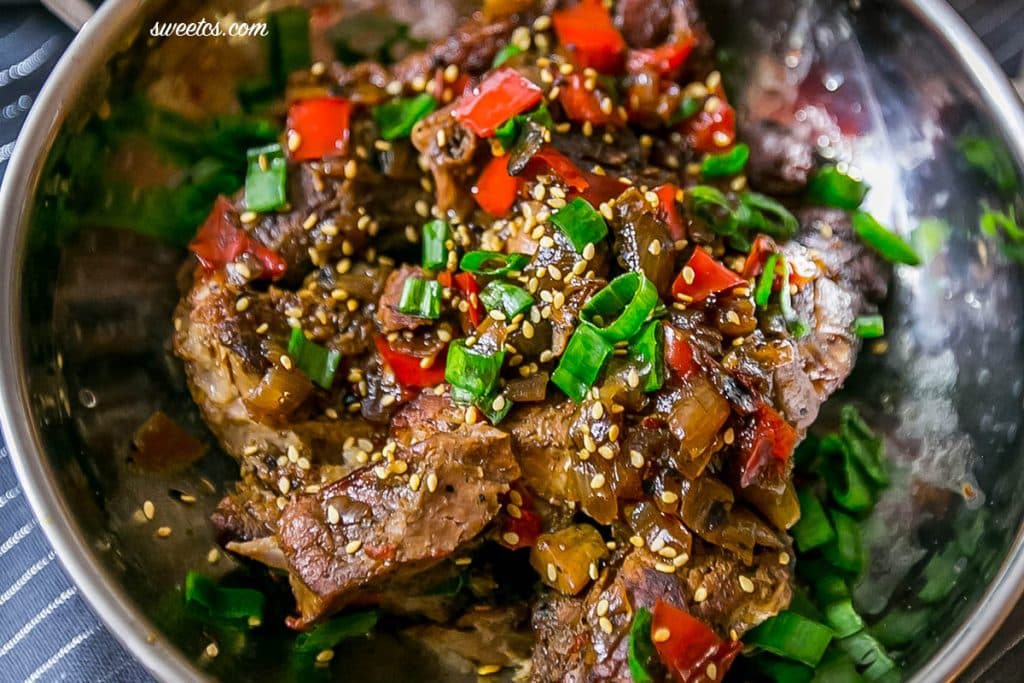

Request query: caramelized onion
[
  {"left": 132, "top": 411, "right": 207, "bottom": 470},
  {"left": 667, "top": 374, "right": 730, "bottom": 461},
  {"left": 245, "top": 366, "right": 314, "bottom": 419},
  {"left": 530, "top": 524, "right": 608, "bottom": 595},
  {"left": 505, "top": 372, "right": 549, "bottom": 403}
]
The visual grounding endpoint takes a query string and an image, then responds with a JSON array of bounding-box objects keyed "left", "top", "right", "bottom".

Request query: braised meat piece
[{"left": 278, "top": 423, "right": 520, "bottom": 627}]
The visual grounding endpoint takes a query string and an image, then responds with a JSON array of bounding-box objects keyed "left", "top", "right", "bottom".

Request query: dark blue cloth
[{"left": 0, "top": 2, "right": 1020, "bottom": 682}]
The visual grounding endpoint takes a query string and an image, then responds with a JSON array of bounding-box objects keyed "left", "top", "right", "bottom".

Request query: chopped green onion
[
  {"left": 445, "top": 340, "right": 505, "bottom": 399},
  {"left": 819, "top": 435, "right": 874, "bottom": 513},
  {"left": 294, "top": 610, "right": 379, "bottom": 654},
  {"left": 745, "top": 611, "right": 834, "bottom": 668},
  {"left": 480, "top": 281, "right": 534, "bottom": 320},
  {"left": 629, "top": 321, "right": 664, "bottom": 392},
  {"left": 550, "top": 197, "right": 609, "bottom": 252},
  {"left": 854, "top": 315, "right": 884, "bottom": 339},
  {"left": 958, "top": 134, "right": 1018, "bottom": 193},
  {"left": 824, "top": 600, "right": 865, "bottom": 638},
  {"left": 398, "top": 276, "right": 442, "bottom": 319},
  {"left": 492, "top": 43, "right": 524, "bottom": 68},
  {"left": 838, "top": 405, "right": 889, "bottom": 488},
  {"left": 627, "top": 607, "right": 656, "bottom": 683},
  {"left": 871, "top": 609, "right": 930, "bottom": 648},
  {"left": 917, "top": 544, "right": 961, "bottom": 603},
  {"left": 244, "top": 143, "right": 287, "bottom": 212},
  {"left": 852, "top": 211, "right": 921, "bottom": 265},
  {"left": 751, "top": 655, "right": 815, "bottom": 683},
  {"left": 701, "top": 143, "right": 750, "bottom": 178},
  {"left": 979, "top": 204, "right": 1024, "bottom": 263},
  {"left": 268, "top": 8, "right": 311, "bottom": 88},
  {"left": 670, "top": 96, "right": 702, "bottom": 125},
  {"left": 955, "top": 508, "right": 988, "bottom": 555},
  {"left": 911, "top": 218, "right": 949, "bottom": 263},
  {"left": 788, "top": 585, "right": 825, "bottom": 622},
  {"left": 740, "top": 191, "right": 800, "bottom": 241},
  {"left": 372, "top": 93, "right": 437, "bottom": 140},
  {"left": 579, "top": 272, "right": 659, "bottom": 342},
  {"left": 755, "top": 253, "right": 779, "bottom": 307},
  {"left": 814, "top": 575, "right": 850, "bottom": 606},
  {"left": 422, "top": 219, "right": 450, "bottom": 270},
  {"left": 287, "top": 328, "right": 341, "bottom": 390},
  {"left": 184, "top": 571, "right": 264, "bottom": 622},
  {"left": 837, "top": 632, "right": 897, "bottom": 682},
  {"left": 552, "top": 322, "right": 614, "bottom": 402},
  {"left": 811, "top": 652, "right": 865, "bottom": 683},
  {"left": 823, "top": 509, "right": 865, "bottom": 574},
  {"left": 778, "top": 257, "right": 810, "bottom": 339},
  {"left": 807, "top": 165, "right": 870, "bottom": 210},
  {"left": 792, "top": 488, "right": 836, "bottom": 552},
  {"left": 459, "top": 250, "right": 531, "bottom": 276},
  {"left": 476, "top": 390, "right": 513, "bottom": 424}
]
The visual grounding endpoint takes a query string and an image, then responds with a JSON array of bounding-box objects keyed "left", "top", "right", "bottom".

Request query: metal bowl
[{"left": 1, "top": 0, "right": 1022, "bottom": 681}]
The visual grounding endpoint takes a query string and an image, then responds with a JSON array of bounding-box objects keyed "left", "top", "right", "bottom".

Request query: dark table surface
[{"left": 0, "top": 1, "right": 1021, "bottom": 681}]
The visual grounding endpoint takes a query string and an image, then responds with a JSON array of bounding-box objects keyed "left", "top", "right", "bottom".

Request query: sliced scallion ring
[
  {"left": 580, "top": 272, "right": 659, "bottom": 342},
  {"left": 459, "top": 250, "right": 531, "bottom": 276}
]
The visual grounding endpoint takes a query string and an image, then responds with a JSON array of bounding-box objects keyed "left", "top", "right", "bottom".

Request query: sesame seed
[
  {"left": 156, "top": 526, "right": 172, "bottom": 538},
  {"left": 546, "top": 562, "right": 558, "bottom": 582},
  {"left": 205, "top": 643, "right": 219, "bottom": 658},
  {"left": 346, "top": 539, "right": 363, "bottom": 554},
  {"left": 477, "top": 664, "right": 502, "bottom": 676},
  {"left": 654, "top": 562, "right": 676, "bottom": 574},
  {"left": 280, "top": 355, "right": 293, "bottom": 370},
  {"left": 648, "top": 240, "right": 663, "bottom": 255},
  {"left": 317, "top": 649, "right": 335, "bottom": 664},
  {"left": 455, "top": 557, "right": 472, "bottom": 566},
  {"left": 278, "top": 477, "right": 291, "bottom": 495},
  {"left": 599, "top": 616, "right": 614, "bottom": 634},
  {"left": 739, "top": 575, "right": 755, "bottom": 593},
  {"left": 590, "top": 473, "right": 606, "bottom": 489},
  {"left": 596, "top": 598, "right": 609, "bottom": 616},
  {"left": 653, "top": 627, "right": 671, "bottom": 643},
  {"left": 661, "top": 491, "right": 679, "bottom": 505},
  {"left": 426, "top": 472, "right": 439, "bottom": 493},
  {"left": 207, "top": 548, "right": 220, "bottom": 564},
  {"left": 598, "top": 445, "right": 614, "bottom": 460},
  {"left": 673, "top": 553, "right": 689, "bottom": 567},
  {"left": 327, "top": 505, "right": 340, "bottom": 525},
  {"left": 240, "top": 211, "right": 257, "bottom": 224},
  {"left": 682, "top": 266, "right": 696, "bottom": 284},
  {"left": 492, "top": 395, "right": 507, "bottom": 412},
  {"left": 503, "top": 531, "right": 521, "bottom": 546},
  {"left": 779, "top": 552, "right": 791, "bottom": 565},
  {"left": 707, "top": 663, "right": 719, "bottom": 680},
  {"left": 630, "top": 450, "right": 645, "bottom": 468},
  {"left": 287, "top": 130, "right": 302, "bottom": 152},
  {"left": 589, "top": 562, "right": 599, "bottom": 580},
  {"left": 142, "top": 500, "right": 155, "bottom": 520},
  {"left": 694, "top": 585, "right": 708, "bottom": 602}
]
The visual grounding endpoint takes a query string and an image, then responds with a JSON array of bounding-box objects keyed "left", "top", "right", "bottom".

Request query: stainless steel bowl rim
[{"left": 1, "top": 1, "right": 1023, "bottom": 681}]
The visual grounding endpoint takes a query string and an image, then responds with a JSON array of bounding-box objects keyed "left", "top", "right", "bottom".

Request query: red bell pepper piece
[
  {"left": 373, "top": 334, "right": 447, "bottom": 388},
  {"left": 627, "top": 38, "right": 695, "bottom": 77},
  {"left": 498, "top": 486, "right": 542, "bottom": 550},
  {"left": 454, "top": 272, "right": 485, "bottom": 327},
  {"left": 552, "top": 0, "right": 626, "bottom": 73},
  {"left": 526, "top": 146, "right": 590, "bottom": 192},
  {"left": 739, "top": 402, "right": 798, "bottom": 488},
  {"left": 439, "top": 271, "right": 485, "bottom": 327},
  {"left": 663, "top": 324, "right": 697, "bottom": 379},
  {"left": 453, "top": 68, "right": 543, "bottom": 137},
  {"left": 654, "top": 183, "right": 686, "bottom": 241},
  {"left": 473, "top": 155, "right": 522, "bottom": 217},
  {"left": 683, "top": 90, "right": 736, "bottom": 154},
  {"left": 286, "top": 97, "right": 353, "bottom": 161},
  {"left": 651, "top": 600, "right": 742, "bottom": 682},
  {"left": 189, "top": 196, "right": 287, "bottom": 279},
  {"left": 559, "top": 74, "right": 614, "bottom": 125},
  {"left": 672, "top": 249, "right": 746, "bottom": 303}
]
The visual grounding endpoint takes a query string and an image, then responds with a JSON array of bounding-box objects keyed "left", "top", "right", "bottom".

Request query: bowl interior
[{"left": 8, "top": 0, "right": 1024, "bottom": 681}]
